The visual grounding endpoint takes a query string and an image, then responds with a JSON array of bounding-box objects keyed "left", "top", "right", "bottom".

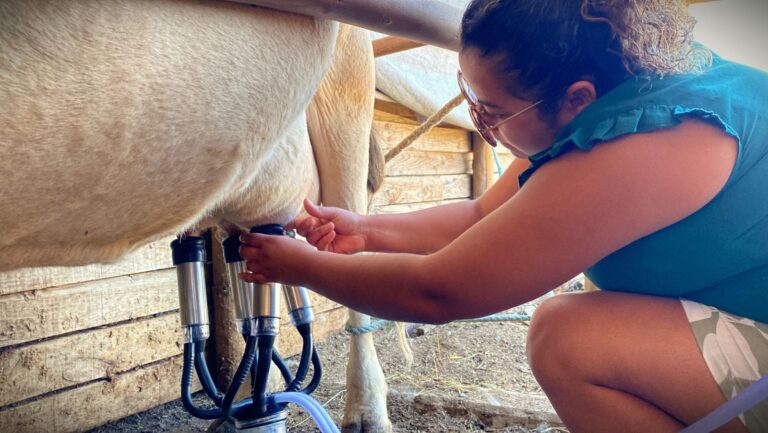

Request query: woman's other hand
[
  {"left": 286, "top": 198, "right": 366, "bottom": 254},
  {"left": 238, "top": 232, "right": 315, "bottom": 285}
]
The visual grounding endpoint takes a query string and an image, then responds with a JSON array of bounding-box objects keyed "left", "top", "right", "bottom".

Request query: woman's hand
[
  {"left": 238, "top": 232, "right": 316, "bottom": 285},
  {"left": 286, "top": 198, "right": 366, "bottom": 254}
]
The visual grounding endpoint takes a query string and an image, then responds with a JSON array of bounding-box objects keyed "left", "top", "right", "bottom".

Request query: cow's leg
[
  {"left": 341, "top": 311, "right": 393, "bottom": 433},
  {"left": 307, "top": 25, "right": 392, "bottom": 433}
]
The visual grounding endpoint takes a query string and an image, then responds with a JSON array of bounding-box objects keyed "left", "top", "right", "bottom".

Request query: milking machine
[{"left": 171, "top": 225, "right": 338, "bottom": 433}]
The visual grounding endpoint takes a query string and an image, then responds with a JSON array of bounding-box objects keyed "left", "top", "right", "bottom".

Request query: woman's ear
[{"left": 557, "top": 80, "right": 597, "bottom": 127}]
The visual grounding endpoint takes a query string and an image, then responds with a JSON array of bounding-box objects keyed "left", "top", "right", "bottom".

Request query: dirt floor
[{"left": 88, "top": 284, "right": 582, "bottom": 433}]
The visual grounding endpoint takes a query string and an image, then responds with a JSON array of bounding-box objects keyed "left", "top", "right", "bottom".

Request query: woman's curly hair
[
  {"left": 461, "top": 0, "right": 712, "bottom": 113},
  {"left": 581, "top": 0, "right": 711, "bottom": 77}
]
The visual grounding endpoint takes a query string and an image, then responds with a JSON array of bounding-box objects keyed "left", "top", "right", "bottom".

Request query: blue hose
[
  {"left": 181, "top": 343, "right": 220, "bottom": 419},
  {"left": 271, "top": 349, "right": 294, "bottom": 386},
  {"left": 287, "top": 324, "right": 314, "bottom": 392},
  {"left": 270, "top": 392, "right": 339, "bottom": 433},
  {"left": 194, "top": 343, "right": 224, "bottom": 406},
  {"left": 680, "top": 375, "right": 768, "bottom": 433},
  {"left": 301, "top": 345, "right": 322, "bottom": 394},
  {"left": 221, "top": 335, "right": 258, "bottom": 416}
]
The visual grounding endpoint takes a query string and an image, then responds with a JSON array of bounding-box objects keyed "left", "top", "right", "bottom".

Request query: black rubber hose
[
  {"left": 181, "top": 343, "right": 221, "bottom": 419},
  {"left": 242, "top": 333, "right": 258, "bottom": 393},
  {"left": 194, "top": 343, "right": 224, "bottom": 406},
  {"left": 301, "top": 345, "right": 322, "bottom": 395},
  {"left": 252, "top": 335, "right": 276, "bottom": 416},
  {"left": 271, "top": 349, "right": 294, "bottom": 387},
  {"left": 221, "top": 335, "right": 258, "bottom": 416},
  {"left": 286, "top": 324, "right": 313, "bottom": 392}
]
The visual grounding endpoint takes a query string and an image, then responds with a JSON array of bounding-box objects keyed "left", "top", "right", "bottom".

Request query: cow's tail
[{"left": 395, "top": 322, "right": 414, "bottom": 369}]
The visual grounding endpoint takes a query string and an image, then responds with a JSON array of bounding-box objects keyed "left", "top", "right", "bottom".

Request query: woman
[{"left": 239, "top": 0, "right": 768, "bottom": 431}]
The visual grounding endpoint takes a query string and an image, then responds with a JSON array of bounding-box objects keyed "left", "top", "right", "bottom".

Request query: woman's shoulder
[{"left": 519, "top": 55, "right": 763, "bottom": 186}]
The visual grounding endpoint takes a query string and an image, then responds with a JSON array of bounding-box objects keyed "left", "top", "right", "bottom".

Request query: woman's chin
[{"left": 501, "top": 143, "right": 529, "bottom": 159}]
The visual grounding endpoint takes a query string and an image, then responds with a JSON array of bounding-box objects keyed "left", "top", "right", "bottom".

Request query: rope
[
  {"left": 491, "top": 146, "right": 504, "bottom": 177},
  {"left": 344, "top": 312, "right": 530, "bottom": 335},
  {"left": 384, "top": 93, "right": 465, "bottom": 163},
  {"left": 345, "top": 319, "right": 391, "bottom": 335},
  {"left": 457, "top": 313, "right": 530, "bottom": 322}
]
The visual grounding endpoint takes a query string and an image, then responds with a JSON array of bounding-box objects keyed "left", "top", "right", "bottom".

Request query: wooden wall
[
  {"left": 0, "top": 237, "right": 355, "bottom": 433},
  {"left": 0, "top": 97, "right": 507, "bottom": 433},
  {"left": 370, "top": 94, "right": 512, "bottom": 215},
  {"left": 0, "top": 239, "right": 192, "bottom": 433}
]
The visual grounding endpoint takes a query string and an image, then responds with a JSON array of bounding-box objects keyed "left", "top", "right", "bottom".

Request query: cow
[{"left": 0, "top": 1, "right": 391, "bottom": 432}]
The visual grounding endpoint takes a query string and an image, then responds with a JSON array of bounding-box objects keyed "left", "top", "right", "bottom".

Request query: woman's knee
[{"left": 526, "top": 292, "right": 601, "bottom": 382}]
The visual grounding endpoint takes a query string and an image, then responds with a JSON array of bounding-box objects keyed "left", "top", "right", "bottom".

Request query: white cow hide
[{"left": 0, "top": 1, "right": 390, "bottom": 432}]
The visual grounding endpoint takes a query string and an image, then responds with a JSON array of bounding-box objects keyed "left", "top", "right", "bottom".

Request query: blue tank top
[{"left": 519, "top": 51, "right": 768, "bottom": 323}]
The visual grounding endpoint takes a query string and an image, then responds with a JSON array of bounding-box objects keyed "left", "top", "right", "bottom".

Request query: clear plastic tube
[
  {"left": 269, "top": 392, "right": 339, "bottom": 433},
  {"left": 680, "top": 375, "right": 768, "bottom": 433}
]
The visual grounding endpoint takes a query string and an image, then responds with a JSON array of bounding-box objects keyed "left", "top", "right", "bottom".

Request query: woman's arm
[
  {"left": 242, "top": 118, "right": 737, "bottom": 323},
  {"left": 362, "top": 157, "right": 531, "bottom": 253}
]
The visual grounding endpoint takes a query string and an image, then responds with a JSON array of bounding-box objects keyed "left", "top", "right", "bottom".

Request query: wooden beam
[
  {"left": 371, "top": 174, "right": 472, "bottom": 206},
  {"left": 209, "top": 233, "right": 245, "bottom": 391},
  {"left": 385, "top": 150, "right": 472, "bottom": 176},
  {"left": 225, "top": 0, "right": 463, "bottom": 52},
  {"left": 374, "top": 199, "right": 466, "bottom": 215},
  {"left": 0, "top": 356, "right": 199, "bottom": 433},
  {"left": 0, "top": 238, "right": 173, "bottom": 296},
  {"left": 373, "top": 36, "right": 426, "bottom": 57},
  {"left": 373, "top": 120, "right": 471, "bottom": 153},
  {"left": 471, "top": 132, "right": 495, "bottom": 199},
  {"left": 0, "top": 313, "right": 183, "bottom": 407},
  {"left": 0, "top": 270, "right": 179, "bottom": 347}
]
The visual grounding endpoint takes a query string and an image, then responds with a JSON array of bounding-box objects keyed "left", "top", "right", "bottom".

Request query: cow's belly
[
  {"left": 213, "top": 112, "right": 321, "bottom": 230},
  {"left": 0, "top": 0, "right": 338, "bottom": 270}
]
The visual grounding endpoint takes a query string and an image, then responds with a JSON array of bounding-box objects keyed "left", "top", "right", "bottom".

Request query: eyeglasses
[{"left": 457, "top": 70, "right": 543, "bottom": 147}]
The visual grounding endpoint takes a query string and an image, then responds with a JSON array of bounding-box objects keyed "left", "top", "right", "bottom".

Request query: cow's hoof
[
  {"left": 206, "top": 418, "right": 236, "bottom": 433},
  {"left": 341, "top": 417, "right": 393, "bottom": 433}
]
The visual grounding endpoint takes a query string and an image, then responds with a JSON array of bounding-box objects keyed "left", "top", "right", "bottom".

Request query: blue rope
[
  {"left": 491, "top": 146, "right": 504, "bottom": 177},
  {"left": 457, "top": 313, "right": 530, "bottom": 323},
  {"left": 345, "top": 319, "right": 391, "bottom": 335},
  {"left": 344, "top": 313, "right": 530, "bottom": 335}
]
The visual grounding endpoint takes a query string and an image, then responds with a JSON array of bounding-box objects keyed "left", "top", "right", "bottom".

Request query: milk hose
[
  {"left": 680, "top": 375, "right": 768, "bottom": 433},
  {"left": 270, "top": 392, "right": 340, "bottom": 433}
]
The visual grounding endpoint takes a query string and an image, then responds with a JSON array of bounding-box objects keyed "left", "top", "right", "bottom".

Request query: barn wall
[
  {"left": 0, "top": 237, "right": 349, "bottom": 433},
  {"left": 370, "top": 95, "right": 513, "bottom": 215},
  {"left": 0, "top": 98, "right": 509, "bottom": 433}
]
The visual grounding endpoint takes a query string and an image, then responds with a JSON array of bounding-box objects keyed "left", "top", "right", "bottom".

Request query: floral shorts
[{"left": 681, "top": 299, "right": 768, "bottom": 433}]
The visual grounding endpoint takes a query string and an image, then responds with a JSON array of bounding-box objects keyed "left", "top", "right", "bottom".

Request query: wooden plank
[
  {"left": 373, "top": 199, "right": 467, "bottom": 215},
  {"left": 0, "top": 237, "right": 174, "bottom": 296},
  {"left": 374, "top": 120, "right": 471, "bottom": 153},
  {"left": 472, "top": 132, "right": 495, "bottom": 199},
  {"left": 209, "top": 232, "right": 245, "bottom": 389},
  {"left": 386, "top": 150, "right": 473, "bottom": 177},
  {"left": 371, "top": 174, "right": 472, "bottom": 207},
  {"left": 0, "top": 269, "right": 179, "bottom": 348},
  {"left": 373, "top": 36, "right": 425, "bottom": 57},
  {"left": 0, "top": 313, "right": 183, "bottom": 407},
  {"left": 0, "top": 356, "right": 199, "bottom": 433},
  {"left": 374, "top": 107, "right": 420, "bottom": 125}
]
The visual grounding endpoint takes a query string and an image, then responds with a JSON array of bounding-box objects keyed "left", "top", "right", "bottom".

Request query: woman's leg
[{"left": 526, "top": 290, "right": 749, "bottom": 433}]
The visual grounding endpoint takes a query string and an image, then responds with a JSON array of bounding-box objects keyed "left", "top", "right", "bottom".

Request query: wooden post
[
  {"left": 471, "top": 132, "right": 494, "bottom": 199},
  {"left": 373, "top": 36, "right": 426, "bottom": 57},
  {"left": 210, "top": 231, "right": 247, "bottom": 392},
  {"left": 224, "top": 0, "right": 463, "bottom": 52}
]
